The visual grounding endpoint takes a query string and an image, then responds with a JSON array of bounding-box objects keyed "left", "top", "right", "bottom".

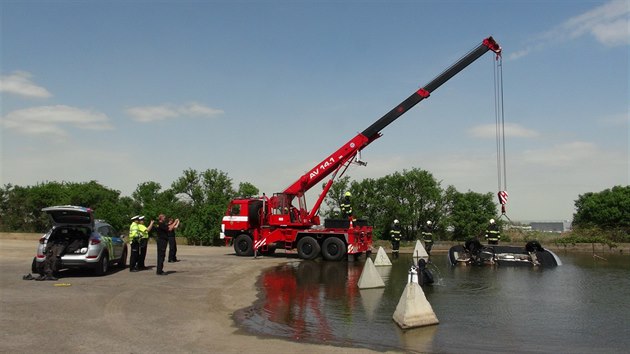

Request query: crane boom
[{"left": 284, "top": 36, "right": 501, "bottom": 197}]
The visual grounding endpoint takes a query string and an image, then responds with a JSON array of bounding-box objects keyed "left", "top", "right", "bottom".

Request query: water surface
[{"left": 234, "top": 252, "right": 630, "bottom": 353}]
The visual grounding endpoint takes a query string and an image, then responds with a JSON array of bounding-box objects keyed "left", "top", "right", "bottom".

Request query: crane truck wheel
[
  {"left": 297, "top": 236, "right": 320, "bottom": 260},
  {"left": 321, "top": 237, "right": 346, "bottom": 261},
  {"left": 234, "top": 234, "right": 254, "bottom": 257}
]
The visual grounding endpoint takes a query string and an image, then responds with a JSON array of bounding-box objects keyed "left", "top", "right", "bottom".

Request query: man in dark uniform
[
  {"left": 485, "top": 218, "right": 501, "bottom": 245},
  {"left": 155, "top": 214, "right": 170, "bottom": 275},
  {"left": 421, "top": 220, "right": 434, "bottom": 255},
  {"left": 167, "top": 217, "right": 180, "bottom": 263},
  {"left": 37, "top": 236, "right": 67, "bottom": 280},
  {"left": 340, "top": 191, "right": 353, "bottom": 219},
  {"left": 390, "top": 219, "right": 402, "bottom": 259}
]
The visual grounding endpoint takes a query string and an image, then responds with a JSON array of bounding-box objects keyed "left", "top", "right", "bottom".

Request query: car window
[{"left": 97, "top": 226, "right": 110, "bottom": 236}]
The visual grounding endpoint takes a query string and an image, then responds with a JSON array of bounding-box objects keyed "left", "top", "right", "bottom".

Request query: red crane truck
[{"left": 220, "top": 36, "right": 502, "bottom": 261}]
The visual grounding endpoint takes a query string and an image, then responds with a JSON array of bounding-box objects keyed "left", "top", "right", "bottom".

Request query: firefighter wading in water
[
  {"left": 485, "top": 218, "right": 501, "bottom": 245},
  {"left": 390, "top": 219, "right": 402, "bottom": 259},
  {"left": 422, "top": 220, "right": 434, "bottom": 255}
]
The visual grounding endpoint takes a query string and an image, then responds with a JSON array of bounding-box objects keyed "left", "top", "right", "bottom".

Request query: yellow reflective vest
[
  {"left": 138, "top": 224, "right": 149, "bottom": 239},
  {"left": 129, "top": 222, "right": 140, "bottom": 242}
]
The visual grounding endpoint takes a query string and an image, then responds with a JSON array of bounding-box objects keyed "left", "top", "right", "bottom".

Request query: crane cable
[{"left": 493, "top": 54, "right": 511, "bottom": 222}]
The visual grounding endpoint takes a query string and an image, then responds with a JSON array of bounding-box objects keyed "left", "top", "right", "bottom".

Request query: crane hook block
[{"left": 497, "top": 191, "right": 508, "bottom": 205}]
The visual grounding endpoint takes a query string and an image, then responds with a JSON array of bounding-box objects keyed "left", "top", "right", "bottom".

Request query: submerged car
[{"left": 33, "top": 205, "right": 127, "bottom": 276}]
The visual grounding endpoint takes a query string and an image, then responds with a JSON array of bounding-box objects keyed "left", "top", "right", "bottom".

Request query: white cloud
[
  {"left": 510, "top": 0, "right": 630, "bottom": 60},
  {"left": 126, "top": 102, "right": 224, "bottom": 122},
  {"left": 0, "top": 71, "right": 52, "bottom": 98},
  {"left": 561, "top": 0, "right": 630, "bottom": 46},
  {"left": 2, "top": 105, "right": 113, "bottom": 137},
  {"left": 468, "top": 123, "right": 540, "bottom": 139},
  {"left": 521, "top": 141, "right": 599, "bottom": 166}
]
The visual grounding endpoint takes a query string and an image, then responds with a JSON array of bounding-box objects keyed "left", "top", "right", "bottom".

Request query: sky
[{"left": 1, "top": 0, "right": 628, "bottom": 222}]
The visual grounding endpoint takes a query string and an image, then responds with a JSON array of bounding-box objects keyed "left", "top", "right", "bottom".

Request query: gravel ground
[{"left": 0, "top": 238, "right": 390, "bottom": 354}]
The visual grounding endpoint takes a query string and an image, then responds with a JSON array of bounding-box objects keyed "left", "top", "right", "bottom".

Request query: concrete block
[
  {"left": 357, "top": 258, "right": 385, "bottom": 289},
  {"left": 392, "top": 282, "right": 439, "bottom": 329},
  {"left": 373, "top": 246, "right": 392, "bottom": 266},
  {"left": 412, "top": 240, "right": 429, "bottom": 265}
]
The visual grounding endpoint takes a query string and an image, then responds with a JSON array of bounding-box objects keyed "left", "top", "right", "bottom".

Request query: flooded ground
[{"left": 234, "top": 251, "right": 630, "bottom": 353}]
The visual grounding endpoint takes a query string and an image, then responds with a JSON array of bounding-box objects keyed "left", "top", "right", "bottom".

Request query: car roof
[{"left": 42, "top": 205, "right": 94, "bottom": 227}]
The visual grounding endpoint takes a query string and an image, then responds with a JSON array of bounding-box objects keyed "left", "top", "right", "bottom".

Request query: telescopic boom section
[{"left": 283, "top": 36, "right": 501, "bottom": 196}]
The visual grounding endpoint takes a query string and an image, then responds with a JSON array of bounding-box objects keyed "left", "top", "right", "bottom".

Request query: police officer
[
  {"left": 340, "top": 191, "right": 353, "bottom": 219},
  {"left": 128, "top": 215, "right": 141, "bottom": 272},
  {"left": 485, "top": 218, "right": 501, "bottom": 245},
  {"left": 137, "top": 216, "right": 154, "bottom": 269},
  {"left": 390, "top": 219, "right": 402, "bottom": 259},
  {"left": 422, "top": 220, "right": 434, "bottom": 255}
]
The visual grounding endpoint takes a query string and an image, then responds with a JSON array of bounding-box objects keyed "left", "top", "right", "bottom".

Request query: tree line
[{"left": 1, "top": 168, "right": 628, "bottom": 245}]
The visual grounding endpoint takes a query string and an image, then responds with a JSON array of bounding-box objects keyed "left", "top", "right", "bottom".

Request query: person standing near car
[
  {"left": 128, "top": 215, "right": 141, "bottom": 272},
  {"left": 155, "top": 214, "right": 171, "bottom": 275},
  {"left": 137, "top": 216, "right": 154, "bottom": 270},
  {"left": 167, "top": 217, "right": 180, "bottom": 263}
]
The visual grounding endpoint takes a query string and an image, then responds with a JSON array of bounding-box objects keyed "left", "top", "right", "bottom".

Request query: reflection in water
[{"left": 234, "top": 253, "right": 630, "bottom": 353}]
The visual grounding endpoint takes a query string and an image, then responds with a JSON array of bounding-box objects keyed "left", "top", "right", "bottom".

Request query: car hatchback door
[{"left": 41, "top": 205, "right": 95, "bottom": 228}]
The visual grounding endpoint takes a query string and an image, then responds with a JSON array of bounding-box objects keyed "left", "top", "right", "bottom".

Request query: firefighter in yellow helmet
[
  {"left": 340, "top": 191, "right": 353, "bottom": 219},
  {"left": 390, "top": 219, "right": 402, "bottom": 259},
  {"left": 485, "top": 218, "right": 501, "bottom": 245},
  {"left": 422, "top": 220, "right": 434, "bottom": 255}
]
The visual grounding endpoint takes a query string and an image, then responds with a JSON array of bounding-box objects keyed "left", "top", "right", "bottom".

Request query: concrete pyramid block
[
  {"left": 412, "top": 240, "right": 429, "bottom": 264},
  {"left": 357, "top": 258, "right": 385, "bottom": 289},
  {"left": 392, "top": 282, "right": 439, "bottom": 329},
  {"left": 373, "top": 246, "right": 392, "bottom": 266}
]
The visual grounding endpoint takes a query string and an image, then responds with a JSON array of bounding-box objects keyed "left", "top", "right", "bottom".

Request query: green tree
[
  {"left": 237, "top": 182, "right": 259, "bottom": 198},
  {"left": 171, "top": 168, "right": 236, "bottom": 245},
  {"left": 444, "top": 186, "right": 496, "bottom": 241},
  {"left": 379, "top": 169, "right": 443, "bottom": 240},
  {"left": 573, "top": 185, "right": 630, "bottom": 231}
]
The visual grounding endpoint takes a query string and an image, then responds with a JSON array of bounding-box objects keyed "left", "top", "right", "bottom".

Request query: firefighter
[
  {"left": 485, "top": 218, "right": 501, "bottom": 245},
  {"left": 390, "top": 219, "right": 402, "bottom": 259},
  {"left": 340, "top": 191, "right": 353, "bottom": 219},
  {"left": 422, "top": 220, "right": 434, "bottom": 255},
  {"left": 128, "top": 215, "right": 141, "bottom": 272},
  {"left": 36, "top": 233, "right": 68, "bottom": 280},
  {"left": 137, "top": 216, "right": 154, "bottom": 269}
]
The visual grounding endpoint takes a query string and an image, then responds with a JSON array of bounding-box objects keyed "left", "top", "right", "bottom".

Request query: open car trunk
[{"left": 47, "top": 226, "right": 91, "bottom": 255}]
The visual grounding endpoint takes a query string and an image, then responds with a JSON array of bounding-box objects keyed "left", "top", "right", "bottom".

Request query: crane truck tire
[
  {"left": 321, "top": 237, "right": 346, "bottom": 261},
  {"left": 297, "top": 236, "right": 320, "bottom": 260},
  {"left": 234, "top": 234, "right": 254, "bottom": 257}
]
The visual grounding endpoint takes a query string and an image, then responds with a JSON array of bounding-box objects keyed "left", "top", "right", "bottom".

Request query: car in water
[{"left": 32, "top": 205, "right": 127, "bottom": 276}]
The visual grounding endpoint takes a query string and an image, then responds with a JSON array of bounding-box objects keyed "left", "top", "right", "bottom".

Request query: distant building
[{"left": 529, "top": 221, "right": 572, "bottom": 233}]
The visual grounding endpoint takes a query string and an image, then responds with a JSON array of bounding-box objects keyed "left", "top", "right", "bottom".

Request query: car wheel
[
  {"left": 95, "top": 253, "right": 109, "bottom": 276},
  {"left": 234, "top": 234, "right": 254, "bottom": 257},
  {"left": 297, "top": 236, "right": 320, "bottom": 260},
  {"left": 321, "top": 237, "right": 346, "bottom": 261},
  {"left": 118, "top": 246, "right": 127, "bottom": 269}
]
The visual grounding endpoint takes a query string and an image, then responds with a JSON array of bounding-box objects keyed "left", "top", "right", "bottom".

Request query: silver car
[{"left": 33, "top": 205, "right": 127, "bottom": 276}]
